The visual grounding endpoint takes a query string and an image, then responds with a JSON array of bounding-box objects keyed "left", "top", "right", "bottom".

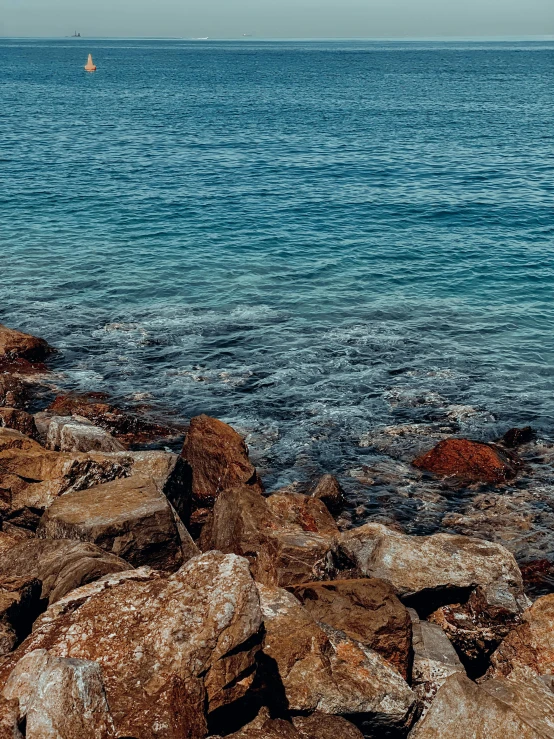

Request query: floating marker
[{"left": 84, "top": 54, "right": 97, "bottom": 72}]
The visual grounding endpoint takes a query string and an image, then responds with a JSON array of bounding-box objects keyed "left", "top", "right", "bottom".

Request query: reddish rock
[
  {"left": 266, "top": 492, "right": 339, "bottom": 536},
  {"left": 520, "top": 559, "right": 554, "bottom": 600},
  {"left": 0, "top": 539, "right": 131, "bottom": 605},
  {"left": 213, "top": 710, "right": 364, "bottom": 739},
  {"left": 0, "top": 408, "right": 37, "bottom": 439},
  {"left": 210, "top": 486, "right": 338, "bottom": 587},
  {"left": 413, "top": 438, "right": 523, "bottom": 484},
  {"left": 181, "top": 415, "right": 262, "bottom": 508},
  {"left": 0, "top": 576, "right": 42, "bottom": 656},
  {"left": 0, "top": 325, "right": 54, "bottom": 365},
  {"left": 310, "top": 474, "right": 346, "bottom": 514},
  {"left": 289, "top": 579, "right": 412, "bottom": 679},
  {"left": 37, "top": 475, "right": 196, "bottom": 571},
  {"left": 0, "top": 551, "right": 263, "bottom": 739},
  {"left": 487, "top": 594, "right": 554, "bottom": 678},
  {"left": 0, "top": 375, "right": 28, "bottom": 409}
]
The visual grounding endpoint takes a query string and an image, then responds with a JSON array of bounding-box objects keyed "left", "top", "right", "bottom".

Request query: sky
[{"left": 1, "top": 0, "right": 553, "bottom": 39}]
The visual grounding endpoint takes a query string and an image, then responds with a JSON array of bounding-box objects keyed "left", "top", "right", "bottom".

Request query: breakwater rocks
[{"left": 0, "top": 322, "right": 553, "bottom": 738}]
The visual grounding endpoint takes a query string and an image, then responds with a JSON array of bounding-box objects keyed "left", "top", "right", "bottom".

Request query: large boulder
[
  {"left": 487, "top": 594, "right": 554, "bottom": 678},
  {"left": 2, "top": 649, "right": 114, "bottom": 739},
  {"left": 37, "top": 475, "right": 197, "bottom": 571},
  {"left": 408, "top": 670, "right": 554, "bottom": 738},
  {"left": 289, "top": 579, "right": 412, "bottom": 679},
  {"left": 340, "top": 523, "right": 528, "bottom": 615},
  {"left": 180, "top": 415, "right": 262, "bottom": 509},
  {"left": 413, "top": 438, "right": 523, "bottom": 485},
  {"left": 41, "top": 415, "right": 125, "bottom": 453},
  {"left": 257, "top": 583, "right": 417, "bottom": 735},
  {"left": 0, "top": 325, "right": 53, "bottom": 364},
  {"left": 0, "top": 408, "right": 37, "bottom": 440},
  {"left": 210, "top": 486, "right": 338, "bottom": 587},
  {"left": 0, "top": 551, "right": 264, "bottom": 739},
  {"left": 266, "top": 493, "right": 339, "bottom": 536},
  {"left": 0, "top": 539, "right": 131, "bottom": 605},
  {"left": 0, "top": 576, "right": 42, "bottom": 656}
]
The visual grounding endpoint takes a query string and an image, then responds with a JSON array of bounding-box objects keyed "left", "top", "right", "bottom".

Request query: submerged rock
[
  {"left": 289, "top": 579, "right": 412, "bottom": 679},
  {"left": 257, "top": 583, "right": 417, "bottom": 734},
  {"left": 413, "top": 438, "right": 523, "bottom": 484},
  {"left": 0, "top": 551, "right": 263, "bottom": 739},
  {"left": 0, "top": 325, "right": 53, "bottom": 365},
  {"left": 339, "top": 523, "right": 528, "bottom": 615},
  {"left": 180, "top": 414, "right": 263, "bottom": 508},
  {"left": 501, "top": 427, "right": 535, "bottom": 449}
]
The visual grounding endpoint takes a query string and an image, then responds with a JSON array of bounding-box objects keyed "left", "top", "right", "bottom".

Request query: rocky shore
[{"left": 0, "top": 322, "right": 553, "bottom": 738}]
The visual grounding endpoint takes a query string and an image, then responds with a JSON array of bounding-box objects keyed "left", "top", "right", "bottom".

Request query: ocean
[{"left": 1, "top": 38, "right": 554, "bottom": 559}]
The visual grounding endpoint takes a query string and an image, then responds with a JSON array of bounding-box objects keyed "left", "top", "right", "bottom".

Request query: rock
[
  {"left": 181, "top": 415, "right": 262, "bottom": 508},
  {"left": 46, "top": 392, "right": 177, "bottom": 445},
  {"left": 37, "top": 475, "right": 196, "bottom": 571},
  {"left": 339, "top": 523, "right": 528, "bottom": 615},
  {"left": 428, "top": 586, "right": 521, "bottom": 678},
  {"left": 502, "top": 427, "right": 535, "bottom": 448},
  {"left": 44, "top": 415, "right": 125, "bottom": 453},
  {"left": 0, "top": 695, "right": 22, "bottom": 739},
  {"left": 408, "top": 670, "right": 554, "bottom": 738},
  {"left": 0, "top": 376, "right": 27, "bottom": 410},
  {"left": 266, "top": 493, "right": 339, "bottom": 536},
  {"left": 0, "top": 325, "right": 53, "bottom": 365},
  {"left": 2, "top": 649, "right": 114, "bottom": 739},
  {"left": 292, "top": 714, "right": 364, "bottom": 739},
  {"left": 210, "top": 486, "right": 338, "bottom": 587},
  {"left": 520, "top": 559, "right": 554, "bottom": 600},
  {"left": 0, "top": 409, "right": 37, "bottom": 440},
  {"left": 310, "top": 474, "right": 346, "bottom": 514},
  {"left": 487, "top": 594, "right": 554, "bottom": 678},
  {"left": 0, "top": 551, "right": 263, "bottom": 739},
  {"left": 289, "top": 579, "right": 412, "bottom": 679},
  {"left": 409, "top": 608, "right": 465, "bottom": 714},
  {"left": 0, "top": 539, "right": 131, "bottom": 605},
  {"left": 0, "top": 532, "right": 20, "bottom": 557},
  {"left": 257, "top": 583, "right": 417, "bottom": 734},
  {"left": 217, "top": 710, "right": 298, "bottom": 739},
  {"left": 413, "top": 438, "right": 523, "bottom": 484},
  {"left": 0, "top": 576, "right": 42, "bottom": 656}
]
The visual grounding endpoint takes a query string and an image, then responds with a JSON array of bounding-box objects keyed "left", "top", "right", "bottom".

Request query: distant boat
[
  {"left": 84, "top": 54, "right": 97, "bottom": 72},
  {"left": 71, "top": 31, "right": 81, "bottom": 38}
]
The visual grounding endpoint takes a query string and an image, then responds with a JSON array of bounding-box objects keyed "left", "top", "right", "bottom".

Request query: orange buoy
[{"left": 84, "top": 53, "right": 97, "bottom": 72}]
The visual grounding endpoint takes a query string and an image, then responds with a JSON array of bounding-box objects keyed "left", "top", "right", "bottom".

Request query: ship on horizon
[{"left": 71, "top": 31, "right": 82, "bottom": 38}]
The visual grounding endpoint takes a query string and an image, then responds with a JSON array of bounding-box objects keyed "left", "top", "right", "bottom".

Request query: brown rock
[
  {"left": 266, "top": 493, "right": 339, "bottom": 536},
  {"left": 0, "top": 325, "right": 53, "bottom": 364},
  {"left": 0, "top": 409, "right": 37, "bottom": 440},
  {"left": 409, "top": 670, "right": 554, "bottom": 739},
  {"left": 292, "top": 714, "right": 364, "bottom": 739},
  {"left": 181, "top": 414, "right": 262, "bottom": 508},
  {"left": 289, "top": 579, "right": 412, "bottom": 679},
  {"left": 2, "top": 649, "right": 115, "bottom": 739},
  {"left": 413, "top": 438, "right": 523, "bottom": 484},
  {"left": 43, "top": 415, "right": 125, "bottom": 452},
  {"left": 0, "top": 696, "right": 22, "bottom": 739},
  {"left": 0, "top": 376, "right": 27, "bottom": 410},
  {"left": 212, "top": 709, "right": 298, "bottom": 739},
  {"left": 310, "top": 474, "right": 346, "bottom": 514},
  {"left": 0, "top": 576, "right": 42, "bottom": 656},
  {"left": 210, "top": 486, "right": 338, "bottom": 587},
  {"left": 37, "top": 475, "right": 195, "bottom": 571},
  {"left": 0, "top": 551, "right": 263, "bottom": 739},
  {"left": 502, "top": 427, "right": 535, "bottom": 449},
  {"left": 340, "top": 523, "right": 528, "bottom": 615},
  {"left": 487, "top": 594, "right": 554, "bottom": 678},
  {"left": 0, "top": 539, "right": 131, "bottom": 605},
  {"left": 258, "top": 584, "right": 416, "bottom": 734}
]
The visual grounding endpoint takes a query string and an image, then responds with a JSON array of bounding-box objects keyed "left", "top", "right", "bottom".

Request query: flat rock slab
[
  {"left": 340, "top": 522, "right": 528, "bottom": 615},
  {"left": 0, "top": 551, "right": 263, "bottom": 739},
  {"left": 37, "top": 475, "right": 189, "bottom": 571},
  {"left": 289, "top": 578, "right": 412, "bottom": 679}
]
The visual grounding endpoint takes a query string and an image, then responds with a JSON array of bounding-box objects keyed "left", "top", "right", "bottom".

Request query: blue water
[{"left": 2, "top": 39, "right": 554, "bottom": 551}]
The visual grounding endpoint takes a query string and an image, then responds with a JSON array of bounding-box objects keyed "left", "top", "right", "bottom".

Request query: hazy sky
[{"left": 2, "top": 0, "right": 553, "bottom": 39}]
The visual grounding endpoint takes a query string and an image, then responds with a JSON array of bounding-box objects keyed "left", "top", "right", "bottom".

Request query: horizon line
[{"left": 2, "top": 34, "right": 554, "bottom": 41}]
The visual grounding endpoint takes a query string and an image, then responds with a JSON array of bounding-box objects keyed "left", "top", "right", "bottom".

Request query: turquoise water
[{"left": 1, "top": 39, "right": 554, "bottom": 536}]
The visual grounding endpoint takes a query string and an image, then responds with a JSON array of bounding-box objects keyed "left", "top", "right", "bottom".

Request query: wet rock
[
  {"left": 409, "top": 608, "right": 465, "bottom": 714},
  {"left": 413, "top": 438, "right": 523, "bottom": 484},
  {"left": 181, "top": 414, "right": 263, "bottom": 508},
  {"left": 310, "top": 475, "right": 346, "bottom": 514},
  {"left": 37, "top": 475, "right": 195, "bottom": 571},
  {"left": 0, "top": 539, "right": 131, "bottom": 605},
  {"left": 0, "top": 409, "right": 37, "bottom": 440},
  {"left": 0, "top": 376, "right": 28, "bottom": 410},
  {"left": 409, "top": 670, "right": 554, "bottom": 738},
  {"left": 43, "top": 415, "right": 125, "bottom": 453},
  {"left": 2, "top": 649, "right": 114, "bottom": 739},
  {"left": 340, "top": 523, "right": 528, "bottom": 615},
  {"left": 0, "top": 325, "right": 53, "bottom": 365},
  {"left": 428, "top": 586, "right": 521, "bottom": 678},
  {"left": 258, "top": 583, "right": 417, "bottom": 734},
  {"left": 266, "top": 493, "right": 339, "bottom": 536},
  {"left": 0, "top": 551, "right": 263, "bottom": 739},
  {"left": 487, "top": 594, "right": 554, "bottom": 678},
  {"left": 0, "top": 576, "right": 42, "bottom": 656},
  {"left": 210, "top": 486, "right": 338, "bottom": 587},
  {"left": 502, "top": 427, "right": 535, "bottom": 449},
  {"left": 289, "top": 579, "right": 412, "bottom": 679}
]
